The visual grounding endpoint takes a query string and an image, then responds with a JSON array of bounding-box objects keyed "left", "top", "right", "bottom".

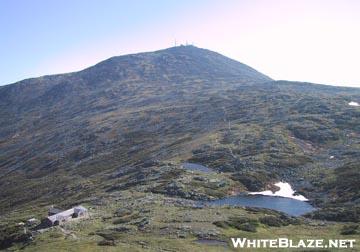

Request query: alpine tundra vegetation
[{"left": 0, "top": 46, "right": 359, "bottom": 251}]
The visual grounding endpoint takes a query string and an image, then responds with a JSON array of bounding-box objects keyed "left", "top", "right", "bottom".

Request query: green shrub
[
  {"left": 340, "top": 225, "right": 358, "bottom": 235},
  {"left": 114, "top": 208, "right": 132, "bottom": 217},
  {"left": 112, "top": 212, "right": 139, "bottom": 224},
  {"left": 98, "top": 240, "right": 115, "bottom": 246},
  {"left": 237, "top": 222, "right": 257, "bottom": 232},
  {"left": 49, "top": 232, "right": 64, "bottom": 238},
  {"left": 306, "top": 206, "right": 360, "bottom": 222},
  {"left": 0, "top": 224, "right": 32, "bottom": 250},
  {"left": 96, "top": 230, "right": 121, "bottom": 241},
  {"left": 259, "top": 216, "right": 283, "bottom": 227},
  {"left": 227, "top": 216, "right": 259, "bottom": 232},
  {"left": 213, "top": 221, "right": 230, "bottom": 229}
]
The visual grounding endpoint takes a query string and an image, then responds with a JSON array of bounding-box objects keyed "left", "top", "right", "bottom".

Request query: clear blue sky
[{"left": 1, "top": 0, "right": 360, "bottom": 87}]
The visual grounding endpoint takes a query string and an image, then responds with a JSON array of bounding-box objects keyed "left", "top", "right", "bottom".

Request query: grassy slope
[{"left": 4, "top": 190, "right": 359, "bottom": 252}]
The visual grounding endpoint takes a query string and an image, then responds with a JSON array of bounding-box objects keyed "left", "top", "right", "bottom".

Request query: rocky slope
[
  {"left": 0, "top": 46, "right": 360, "bottom": 250},
  {"left": 0, "top": 45, "right": 272, "bottom": 211}
]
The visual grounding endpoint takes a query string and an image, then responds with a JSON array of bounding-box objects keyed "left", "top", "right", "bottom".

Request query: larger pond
[
  {"left": 182, "top": 163, "right": 315, "bottom": 216},
  {"left": 203, "top": 194, "right": 315, "bottom": 216}
]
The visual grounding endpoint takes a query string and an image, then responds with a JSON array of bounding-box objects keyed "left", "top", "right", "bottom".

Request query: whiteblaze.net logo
[{"left": 231, "top": 238, "right": 356, "bottom": 249}]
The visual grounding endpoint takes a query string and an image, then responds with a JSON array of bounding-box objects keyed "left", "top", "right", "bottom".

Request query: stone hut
[{"left": 42, "top": 205, "right": 88, "bottom": 227}]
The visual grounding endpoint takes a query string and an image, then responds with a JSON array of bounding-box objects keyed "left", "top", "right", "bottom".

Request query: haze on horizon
[{"left": 1, "top": 0, "right": 360, "bottom": 87}]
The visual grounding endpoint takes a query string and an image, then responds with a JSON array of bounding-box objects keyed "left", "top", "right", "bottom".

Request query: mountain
[
  {"left": 0, "top": 46, "right": 272, "bottom": 208},
  {"left": 0, "top": 46, "right": 360, "bottom": 250}
]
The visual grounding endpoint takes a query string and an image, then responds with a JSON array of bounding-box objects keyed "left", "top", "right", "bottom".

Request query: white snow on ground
[
  {"left": 248, "top": 182, "right": 309, "bottom": 201},
  {"left": 349, "top": 101, "right": 359, "bottom": 106}
]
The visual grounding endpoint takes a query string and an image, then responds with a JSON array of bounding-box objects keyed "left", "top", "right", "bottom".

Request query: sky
[{"left": 1, "top": 0, "right": 360, "bottom": 87}]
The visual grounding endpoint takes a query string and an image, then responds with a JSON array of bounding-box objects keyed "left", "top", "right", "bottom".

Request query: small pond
[{"left": 203, "top": 194, "right": 316, "bottom": 216}]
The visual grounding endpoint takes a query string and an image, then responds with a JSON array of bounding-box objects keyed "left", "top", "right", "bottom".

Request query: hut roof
[
  {"left": 47, "top": 206, "right": 88, "bottom": 223},
  {"left": 74, "top": 205, "right": 87, "bottom": 212},
  {"left": 48, "top": 207, "right": 63, "bottom": 216}
]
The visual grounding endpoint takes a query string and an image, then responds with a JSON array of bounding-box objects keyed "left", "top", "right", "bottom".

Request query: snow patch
[
  {"left": 349, "top": 101, "right": 359, "bottom": 107},
  {"left": 248, "top": 182, "right": 308, "bottom": 201}
]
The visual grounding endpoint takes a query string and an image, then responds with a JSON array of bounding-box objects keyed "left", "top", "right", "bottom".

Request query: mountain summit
[
  {"left": 0, "top": 46, "right": 271, "bottom": 107},
  {"left": 83, "top": 45, "right": 272, "bottom": 83}
]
